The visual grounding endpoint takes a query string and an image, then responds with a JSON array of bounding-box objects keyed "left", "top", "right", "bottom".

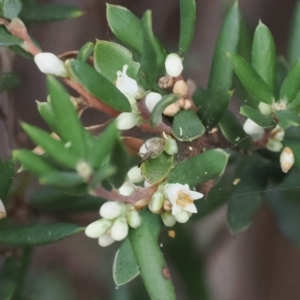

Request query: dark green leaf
[
  {"left": 252, "top": 21, "right": 276, "bottom": 92},
  {"left": 94, "top": 40, "right": 139, "bottom": 82},
  {"left": 0, "top": 157, "right": 14, "bottom": 204},
  {"left": 240, "top": 105, "right": 274, "bottom": 128},
  {"left": 276, "top": 109, "right": 300, "bottom": 129},
  {"left": 0, "top": 223, "right": 83, "bottom": 246},
  {"left": 228, "top": 53, "right": 274, "bottom": 104},
  {"left": 0, "top": 73, "right": 20, "bottom": 93},
  {"left": 288, "top": 1, "right": 300, "bottom": 65},
  {"left": 167, "top": 149, "right": 229, "bottom": 186},
  {"left": 9, "top": 45, "right": 33, "bottom": 59},
  {"left": 67, "top": 60, "right": 131, "bottom": 112},
  {"left": 40, "top": 172, "right": 84, "bottom": 188},
  {"left": 19, "top": 4, "right": 82, "bottom": 22},
  {"left": 0, "top": 26, "right": 23, "bottom": 47},
  {"left": 77, "top": 42, "right": 94, "bottom": 62},
  {"left": 179, "top": 0, "right": 196, "bottom": 55},
  {"left": 89, "top": 165, "right": 116, "bottom": 189},
  {"left": 2, "top": 0, "right": 22, "bottom": 19},
  {"left": 208, "top": 1, "right": 240, "bottom": 92},
  {"left": 172, "top": 110, "right": 205, "bottom": 141}
]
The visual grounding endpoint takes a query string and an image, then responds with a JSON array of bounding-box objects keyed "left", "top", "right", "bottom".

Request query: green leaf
[
  {"left": 36, "top": 101, "right": 57, "bottom": 131},
  {"left": 141, "top": 152, "right": 173, "bottom": 185},
  {"left": 172, "top": 110, "right": 205, "bottom": 141},
  {"left": 252, "top": 21, "right": 276, "bottom": 92},
  {"left": 228, "top": 53, "right": 274, "bottom": 104},
  {"left": 0, "top": 223, "right": 83, "bottom": 246},
  {"left": 67, "top": 60, "right": 131, "bottom": 112},
  {"left": 19, "top": 4, "right": 82, "bottom": 22},
  {"left": 22, "top": 123, "right": 80, "bottom": 169},
  {"left": 240, "top": 105, "right": 274, "bottom": 128},
  {"left": 218, "top": 110, "right": 253, "bottom": 150},
  {"left": 94, "top": 40, "right": 139, "bottom": 82},
  {"left": 0, "top": 157, "right": 14, "bottom": 204},
  {"left": 129, "top": 210, "right": 175, "bottom": 300},
  {"left": 280, "top": 58, "right": 300, "bottom": 102},
  {"left": 9, "top": 45, "right": 33, "bottom": 59},
  {"left": 179, "top": 0, "right": 196, "bottom": 55},
  {"left": 2, "top": 0, "right": 22, "bottom": 19},
  {"left": 167, "top": 149, "right": 229, "bottom": 186},
  {"left": 76, "top": 42, "right": 94, "bottom": 62},
  {"left": 0, "top": 73, "right": 20, "bottom": 93},
  {"left": 13, "top": 149, "right": 58, "bottom": 177},
  {"left": 288, "top": 1, "right": 300, "bottom": 65},
  {"left": 208, "top": 1, "right": 240, "bottom": 92},
  {"left": 195, "top": 89, "right": 232, "bottom": 129},
  {"left": 0, "top": 26, "right": 23, "bottom": 47},
  {"left": 113, "top": 238, "right": 139, "bottom": 286},
  {"left": 40, "top": 172, "right": 84, "bottom": 188},
  {"left": 47, "top": 76, "right": 87, "bottom": 158},
  {"left": 150, "top": 94, "right": 180, "bottom": 126},
  {"left": 106, "top": 4, "right": 143, "bottom": 55},
  {"left": 276, "top": 109, "right": 300, "bottom": 129},
  {"left": 89, "top": 165, "right": 116, "bottom": 189}
]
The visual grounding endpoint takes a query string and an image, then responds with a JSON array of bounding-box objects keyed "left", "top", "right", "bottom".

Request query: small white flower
[
  {"left": 243, "top": 118, "right": 264, "bottom": 141},
  {"left": 118, "top": 182, "right": 136, "bottom": 196},
  {"left": 145, "top": 92, "right": 162, "bottom": 112},
  {"left": 280, "top": 147, "right": 295, "bottom": 173},
  {"left": 34, "top": 52, "right": 68, "bottom": 77},
  {"left": 85, "top": 219, "right": 113, "bottom": 238},
  {"left": 164, "top": 183, "right": 203, "bottom": 215},
  {"left": 116, "top": 65, "right": 139, "bottom": 96},
  {"left": 161, "top": 212, "right": 176, "bottom": 227},
  {"left": 126, "top": 210, "right": 141, "bottom": 228},
  {"left": 98, "top": 233, "right": 116, "bottom": 247},
  {"left": 0, "top": 199, "right": 6, "bottom": 219},
  {"left": 165, "top": 53, "right": 183, "bottom": 77},
  {"left": 127, "top": 166, "right": 144, "bottom": 183},
  {"left": 110, "top": 216, "right": 129, "bottom": 241},
  {"left": 116, "top": 112, "right": 140, "bottom": 130},
  {"left": 148, "top": 191, "right": 165, "bottom": 213},
  {"left": 99, "top": 201, "right": 126, "bottom": 220}
]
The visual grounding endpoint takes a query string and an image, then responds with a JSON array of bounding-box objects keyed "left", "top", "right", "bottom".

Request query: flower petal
[{"left": 184, "top": 203, "right": 197, "bottom": 213}]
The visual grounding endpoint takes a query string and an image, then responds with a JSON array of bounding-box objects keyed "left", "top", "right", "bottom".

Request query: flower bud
[
  {"left": 165, "top": 53, "right": 183, "bottom": 77},
  {"left": 183, "top": 99, "right": 192, "bottom": 110},
  {"left": 98, "top": 233, "right": 115, "bottom": 247},
  {"left": 271, "top": 125, "right": 284, "bottom": 141},
  {"left": 127, "top": 166, "right": 144, "bottom": 183},
  {"left": 116, "top": 112, "right": 139, "bottom": 130},
  {"left": 164, "top": 138, "right": 178, "bottom": 155},
  {"left": 126, "top": 210, "right": 141, "bottom": 228},
  {"left": 280, "top": 147, "right": 295, "bottom": 173},
  {"left": 119, "top": 182, "right": 135, "bottom": 196},
  {"left": 34, "top": 53, "right": 68, "bottom": 77},
  {"left": 163, "top": 103, "right": 180, "bottom": 116},
  {"left": 144, "top": 180, "right": 152, "bottom": 188},
  {"left": 0, "top": 199, "right": 6, "bottom": 219},
  {"left": 148, "top": 191, "right": 165, "bottom": 213},
  {"left": 110, "top": 217, "right": 129, "bottom": 241},
  {"left": 266, "top": 138, "right": 283, "bottom": 152},
  {"left": 85, "top": 219, "right": 113, "bottom": 238},
  {"left": 258, "top": 102, "right": 273, "bottom": 115},
  {"left": 174, "top": 210, "right": 190, "bottom": 223},
  {"left": 161, "top": 212, "right": 176, "bottom": 227},
  {"left": 76, "top": 161, "right": 93, "bottom": 180},
  {"left": 99, "top": 201, "right": 126, "bottom": 219},
  {"left": 116, "top": 65, "right": 139, "bottom": 96},
  {"left": 145, "top": 92, "right": 162, "bottom": 112},
  {"left": 172, "top": 80, "right": 188, "bottom": 97},
  {"left": 243, "top": 118, "right": 264, "bottom": 140}
]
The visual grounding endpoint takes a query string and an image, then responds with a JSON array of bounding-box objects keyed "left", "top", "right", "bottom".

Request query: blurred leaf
[
  {"left": 129, "top": 210, "right": 175, "bottom": 300},
  {"left": 218, "top": 110, "right": 253, "bottom": 150},
  {"left": 280, "top": 58, "right": 300, "bottom": 102},
  {"left": 106, "top": 4, "right": 143, "bottom": 55},
  {"left": 94, "top": 41, "right": 139, "bottom": 82},
  {"left": 47, "top": 76, "right": 87, "bottom": 158},
  {"left": 167, "top": 149, "right": 229, "bottom": 186},
  {"left": 9, "top": 45, "right": 33, "bottom": 59},
  {"left": 68, "top": 60, "right": 131, "bottom": 112},
  {"left": 228, "top": 53, "right": 274, "bottom": 104},
  {"left": 288, "top": 1, "right": 300, "bottom": 65},
  {"left": 240, "top": 105, "right": 274, "bottom": 128},
  {"left": 208, "top": 1, "right": 240, "bottom": 92},
  {"left": 19, "top": 4, "right": 82, "bottom": 22},
  {"left": 172, "top": 110, "right": 205, "bottom": 142},
  {"left": 113, "top": 238, "right": 139, "bottom": 286},
  {"left": 276, "top": 109, "right": 300, "bottom": 129},
  {"left": 40, "top": 172, "right": 84, "bottom": 188},
  {"left": 0, "top": 26, "right": 22, "bottom": 47},
  {"left": 0, "top": 73, "right": 20, "bottom": 93},
  {"left": 141, "top": 152, "right": 173, "bottom": 185},
  {"left": 0, "top": 157, "right": 14, "bottom": 204},
  {"left": 275, "top": 56, "right": 289, "bottom": 99},
  {"left": 178, "top": 0, "right": 196, "bottom": 55},
  {"left": 150, "top": 94, "right": 180, "bottom": 126},
  {"left": 0, "top": 223, "right": 83, "bottom": 246},
  {"left": 252, "top": 21, "right": 276, "bottom": 92},
  {"left": 76, "top": 42, "right": 94, "bottom": 62},
  {"left": 89, "top": 165, "right": 116, "bottom": 189},
  {"left": 1, "top": 0, "right": 22, "bottom": 19}
]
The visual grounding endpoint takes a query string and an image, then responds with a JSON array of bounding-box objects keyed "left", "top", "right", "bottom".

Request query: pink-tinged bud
[
  {"left": 165, "top": 53, "right": 183, "bottom": 77},
  {"left": 173, "top": 80, "right": 188, "bottom": 98},
  {"left": 110, "top": 217, "right": 129, "bottom": 241},
  {"left": 34, "top": 53, "right": 68, "bottom": 77},
  {"left": 280, "top": 147, "right": 295, "bottom": 173},
  {"left": 99, "top": 201, "right": 126, "bottom": 220},
  {"left": 0, "top": 199, "right": 6, "bottom": 219}
]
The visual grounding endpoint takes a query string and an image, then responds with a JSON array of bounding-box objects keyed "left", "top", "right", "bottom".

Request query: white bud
[
  {"left": 165, "top": 53, "right": 183, "bottom": 77},
  {"left": 164, "top": 138, "right": 178, "bottom": 155},
  {"left": 34, "top": 53, "right": 68, "bottom": 77},
  {"left": 118, "top": 182, "right": 136, "bottom": 196},
  {"left": 271, "top": 125, "right": 285, "bottom": 141},
  {"left": 126, "top": 210, "right": 141, "bottom": 228},
  {"left": 145, "top": 92, "right": 162, "bottom": 112},
  {"left": 144, "top": 180, "right": 152, "bottom": 188},
  {"left": 0, "top": 199, "right": 6, "bottom": 219},
  {"left": 76, "top": 161, "right": 93, "bottom": 180},
  {"left": 98, "top": 233, "right": 115, "bottom": 247},
  {"left": 127, "top": 166, "right": 144, "bottom": 183},
  {"left": 116, "top": 112, "right": 139, "bottom": 130},
  {"left": 124, "top": 93, "right": 137, "bottom": 106},
  {"left": 243, "top": 118, "right": 264, "bottom": 140},
  {"left": 258, "top": 102, "right": 273, "bottom": 115},
  {"left": 161, "top": 212, "right": 176, "bottom": 227},
  {"left": 266, "top": 138, "right": 283, "bottom": 152},
  {"left": 116, "top": 65, "right": 139, "bottom": 96},
  {"left": 280, "top": 147, "right": 295, "bottom": 173},
  {"left": 85, "top": 219, "right": 112, "bottom": 238},
  {"left": 110, "top": 216, "right": 129, "bottom": 241},
  {"left": 99, "top": 201, "right": 126, "bottom": 219},
  {"left": 174, "top": 210, "right": 190, "bottom": 223},
  {"left": 148, "top": 191, "right": 165, "bottom": 213}
]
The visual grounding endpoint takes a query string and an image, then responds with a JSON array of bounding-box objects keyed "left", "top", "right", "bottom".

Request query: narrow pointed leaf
[
  {"left": 77, "top": 42, "right": 94, "bottom": 62},
  {"left": 228, "top": 53, "right": 274, "bottom": 104},
  {"left": 179, "top": 0, "right": 196, "bottom": 55},
  {"left": 252, "top": 21, "right": 276, "bottom": 92},
  {"left": 0, "top": 26, "right": 23, "bottom": 46},
  {"left": 288, "top": 1, "right": 300, "bottom": 65},
  {"left": 67, "top": 60, "right": 131, "bottom": 112},
  {"left": 40, "top": 172, "right": 84, "bottom": 187},
  {"left": 0, "top": 73, "right": 20, "bottom": 93},
  {"left": 276, "top": 109, "right": 300, "bottom": 129},
  {"left": 0, "top": 158, "right": 14, "bottom": 204},
  {"left": 240, "top": 105, "right": 275, "bottom": 128}
]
